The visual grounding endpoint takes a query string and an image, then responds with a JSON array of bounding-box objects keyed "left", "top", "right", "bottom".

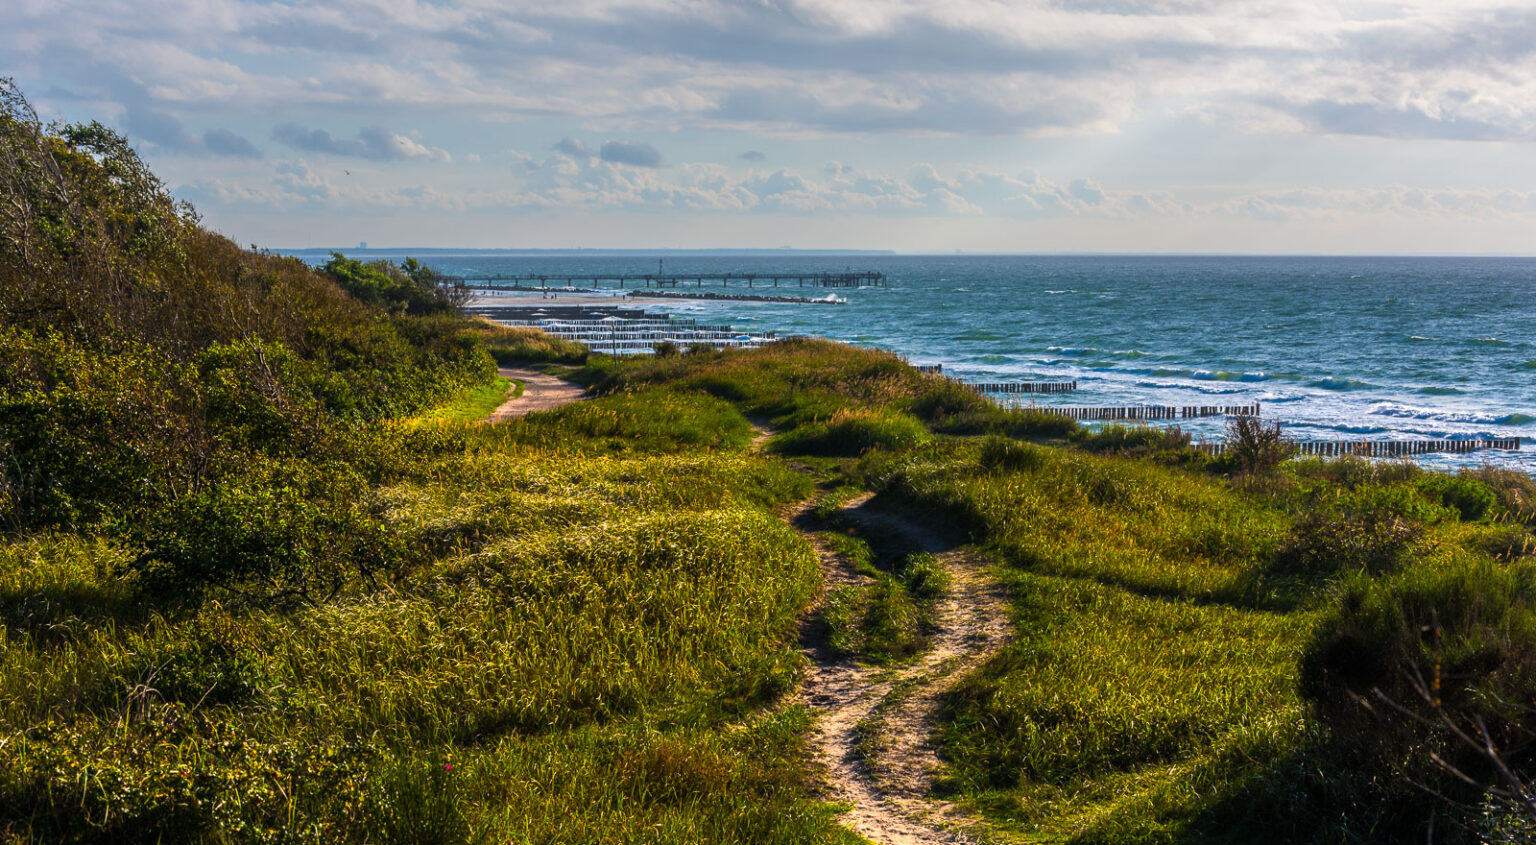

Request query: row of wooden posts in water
[
  {"left": 971, "top": 380, "right": 1079, "bottom": 394},
  {"left": 1195, "top": 438, "right": 1522, "bottom": 457},
  {"left": 926, "top": 375, "right": 1523, "bottom": 455},
  {"left": 1017, "top": 403, "right": 1264, "bottom": 421}
]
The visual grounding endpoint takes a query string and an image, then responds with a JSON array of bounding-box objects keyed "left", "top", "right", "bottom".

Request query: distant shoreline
[
  {"left": 280, "top": 247, "right": 896, "bottom": 258},
  {"left": 469, "top": 289, "right": 844, "bottom": 306}
]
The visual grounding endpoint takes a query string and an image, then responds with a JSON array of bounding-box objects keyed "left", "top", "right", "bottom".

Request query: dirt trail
[
  {"left": 791, "top": 495, "right": 1012, "bottom": 845},
  {"left": 486, "top": 366, "right": 587, "bottom": 421}
]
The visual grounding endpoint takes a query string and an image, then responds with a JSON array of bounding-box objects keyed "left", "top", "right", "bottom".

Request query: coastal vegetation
[{"left": 2, "top": 81, "right": 1533, "bottom": 843}]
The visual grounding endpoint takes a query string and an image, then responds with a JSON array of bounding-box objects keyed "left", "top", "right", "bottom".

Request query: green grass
[
  {"left": 5, "top": 332, "right": 1533, "bottom": 843},
  {"left": 471, "top": 319, "right": 588, "bottom": 364},
  {"left": 876, "top": 433, "right": 1536, "bottom": 843},
  {"left": 408, "top": 376, "right": 519, "bottom": 425},
  {"left": 936, "top": 571, "right": 1313, "bottom": 843},
  {"left": 811, "top": 530, "right": 947, "bottom": 666},
  {"left": 0, "top": 385, "right": 842, "bottom": 841},
  {"left": 883, "top": 440, "right": 1289, "bottom": 606},
  {"left": 496, "top": 388, "right": 755, "bottom": 453}
]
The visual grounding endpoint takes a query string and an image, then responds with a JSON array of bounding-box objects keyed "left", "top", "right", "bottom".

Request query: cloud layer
[
  {"left": 7, "top": 0, "right": 1536, "bottom": 250},
  {"left": 271, "top": 124, "right": 451, "bottom": 162},
  {"left": 6, "top": 0, "right": 1536, "bottom": 142}
]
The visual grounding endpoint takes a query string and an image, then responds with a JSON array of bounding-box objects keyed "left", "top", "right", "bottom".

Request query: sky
[{"left": 5, "top": 0, "right": 1536, "bottom": 253}]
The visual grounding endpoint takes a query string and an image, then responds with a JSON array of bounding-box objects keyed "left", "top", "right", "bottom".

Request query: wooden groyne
[
  {"left": 1196, "top": 438, "right": 1521, "bottom": 457},
  {"left": 997, "top": 403, "right": 1260, "bottom": 421},
  {"left": 469, "top": 303, "right": 778, "bottom": 354},
  {"left": 973, "top": 381, "right": 1078, "bottom": 394},
  {"left": 452, "top": 271, "right": 884, "bottom": 290}
]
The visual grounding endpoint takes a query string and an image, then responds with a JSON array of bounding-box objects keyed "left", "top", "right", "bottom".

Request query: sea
[{"left": 312, "top": 253, "right": 1536, "bottom": 473}]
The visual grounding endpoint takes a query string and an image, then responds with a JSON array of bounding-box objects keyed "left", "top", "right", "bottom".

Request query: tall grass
[
  {"left": 880, "top": 433, "right": 1536, "bottom": 842},
  {"left": 408, "top": 376, "right": 517, "bottom": 425},
  {"left": 6, "top": 312, "right": 1533, "bottom": 843},
  {"left": 469, "top": 319, "right": 588, "bottom": 365},
  {"left": 0, "top": 385, "right": 839, "bottom": 841}
]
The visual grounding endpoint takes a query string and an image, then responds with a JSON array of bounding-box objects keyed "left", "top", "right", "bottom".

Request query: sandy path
[
  {"left": 486, "top": 366, "right": 588, "bottom": 421},
  {"left": 791, "top": 496, "right": 1012, "bottom": 845}
]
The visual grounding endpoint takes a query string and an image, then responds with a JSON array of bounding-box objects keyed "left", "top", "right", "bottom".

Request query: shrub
[
  {"left": 1417, "top": 473, "right": 1498, "bottom": 522},
  {"left": 653, "top": 341, "right": 680, "bottom": 358},
  {"left": 1223, "top": 415, "right": 1295, "bottom": 474},
  {"left": 1273, "top": 485, "right": 1442, "bottom": 579},
  {"left": 1300, "top": 557, "right": 1536, "bottom": 839},
  {"left": 131, "top": 461, "right": 410, "bottom": 606},
  {"left": 978, "top": 435, "right": 1046, "bottom": 473},
  {"left": 321, "top": 253, "right": 465, "bottom": 316},
  {"left": 1071, "top": 423, "right": 1191, "bottom": 455},
  {"left": 1459, "top": 465, "right": 1536, "bottom": 522},
  {"left": 770, "top": 409, "right": 929, "bottom": 457}
]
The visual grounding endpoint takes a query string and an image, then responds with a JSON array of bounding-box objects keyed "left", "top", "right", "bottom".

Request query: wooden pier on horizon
[{"left": 449, "top": 270, "right": 885, "bottom": 291}]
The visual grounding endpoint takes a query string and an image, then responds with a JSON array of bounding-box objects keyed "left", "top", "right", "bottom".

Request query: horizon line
[{"left": 270, "top": 247, "right": 1536, "bottom": 259}]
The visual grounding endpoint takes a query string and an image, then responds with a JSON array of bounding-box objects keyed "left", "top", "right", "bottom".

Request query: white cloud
[
  {"left": 271, "top": 124, "right": 451, "bottom": 162},
  {"left": 7, "top": 0, "right": 1536, "bottom": 141}
]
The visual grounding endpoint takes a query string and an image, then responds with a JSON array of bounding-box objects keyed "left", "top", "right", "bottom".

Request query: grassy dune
[
  {"left": 0, "top": 393, "right": 852, "bottom": 842},
  {"left": 4, "top": 334, "right": 1535, "bottom": 842},
  {"left": 2, "top": 89, "right": 1532, "bottom": 838},
  {"left": 877, "top": 440, "right": 1536, "bottom": 843}
]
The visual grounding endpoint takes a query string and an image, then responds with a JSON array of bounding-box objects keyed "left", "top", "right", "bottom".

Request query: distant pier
[{"left": 449, "top": 271, "right": 885, "bottom": 290}]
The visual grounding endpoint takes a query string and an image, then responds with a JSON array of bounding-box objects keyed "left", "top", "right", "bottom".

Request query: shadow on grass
[{"left": 0, "top": 582, "right": 152, "bottom": 646}]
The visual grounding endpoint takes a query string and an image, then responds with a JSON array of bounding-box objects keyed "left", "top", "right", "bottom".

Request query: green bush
[
  {"left": 130, "top": 461, "right": 410, "bottom": 606},
  {"left": 1458, "top": 466, "right": 1536, "bottom": 522},
  {"left": 321, "top": 253, "right": 465, "bottom": 317},
  {"left": 1300, "top": 556, "right": 1536, "bottom": 840},
  {"left": 1221, "top": 415, "right": 1296, "bottom": 475},
  {"left": 1070, "top": 423, "right": 1191, "bottom": 455},
  {"left": 978, "top": 435, "right": 1046, "bottom": 473},
  {"left": 771, "top": 409, "right": 929, "bottom": 457},
  {"left": 1272, "top": 485, "right": 1443, "bottom": 580},
  {"left": 1417, "top": 473, "right": 1498, "bottom": 522}
]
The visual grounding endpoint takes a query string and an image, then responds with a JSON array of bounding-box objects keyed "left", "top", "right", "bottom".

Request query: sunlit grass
[{"left": 406, "top": 376, "right": 518, "bottom": 425}]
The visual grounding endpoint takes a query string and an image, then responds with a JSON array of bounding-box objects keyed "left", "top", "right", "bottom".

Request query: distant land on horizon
[
  {"left": 276, "top": 247, "right": 899, "bottom": 258},
  {"left": 275, "top": 248, "right": 1536, "bottom": 260}
]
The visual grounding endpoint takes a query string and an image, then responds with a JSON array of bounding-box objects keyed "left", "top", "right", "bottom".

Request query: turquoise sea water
[{"left": 379, "top": 253, "right": 1536, "bottom": 472}]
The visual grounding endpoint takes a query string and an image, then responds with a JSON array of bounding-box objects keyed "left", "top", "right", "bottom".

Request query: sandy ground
[
  {"left": 789, "top": 495, "right": 1012, "bottom": 845},
  {"left": 486, "top": 366, "right": 588, "bottom": 421}
]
